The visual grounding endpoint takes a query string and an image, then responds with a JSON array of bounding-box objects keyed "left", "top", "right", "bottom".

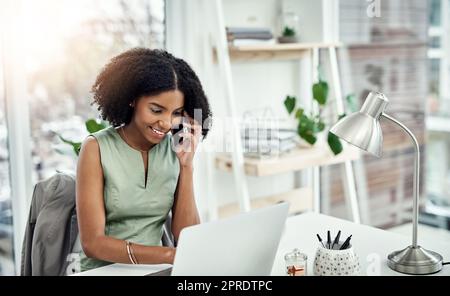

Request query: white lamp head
[{"left": 329, "top": 91, "right": 389, "bottom": 157}]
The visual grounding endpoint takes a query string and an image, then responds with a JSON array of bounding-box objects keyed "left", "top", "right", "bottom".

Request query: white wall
[
  {"left": 167, "top": 0, "right": 337, "bottom": 220},
  {"left": 222, "top": 0, "right": 279, "bottom": 29}
]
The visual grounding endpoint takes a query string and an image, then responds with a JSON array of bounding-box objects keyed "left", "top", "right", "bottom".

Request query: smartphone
[{"left": 171, "top": 119, "right": 189, "bottom": 146}]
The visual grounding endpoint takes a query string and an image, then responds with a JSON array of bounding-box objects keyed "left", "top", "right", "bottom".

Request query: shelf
[
  {"left": 215, "top": 144, "right": 360, "bottom": 177},
  {"left": 213, "top": 42, "right": 342, "bottom": 62},
  {"left": 218, "top": 187, "right": 313, "bottom": 219}
]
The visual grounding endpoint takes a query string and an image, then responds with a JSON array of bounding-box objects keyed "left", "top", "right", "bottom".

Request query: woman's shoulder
[
  {"left": 88, "top": 126, "right": 119, "bottom": 146},
  {"left": 78, "top": 136, "right": 101, "bottom": 168},
  {"left": 80, "top": 126, "right": 124, "bottom": 160}
]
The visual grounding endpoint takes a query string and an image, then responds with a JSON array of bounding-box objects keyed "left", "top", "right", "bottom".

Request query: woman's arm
[
  {"left": 76, "top": 136, "right": 175, "bottom": 264},
  {"left": 171, "top": 166, "right": 200, "bottom": 242},
  {"left": 171, "top": 119, "right": 202, "bottom": 242}
]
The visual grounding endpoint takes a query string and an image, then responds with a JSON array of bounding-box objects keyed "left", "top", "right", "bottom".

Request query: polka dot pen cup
[{"left": 313, "top": 242, "right": 360, "bottom": 276}]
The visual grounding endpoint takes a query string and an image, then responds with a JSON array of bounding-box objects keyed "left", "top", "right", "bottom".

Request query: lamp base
[{"left": 387, "top": 246, "right": 443, "bottom": 275}]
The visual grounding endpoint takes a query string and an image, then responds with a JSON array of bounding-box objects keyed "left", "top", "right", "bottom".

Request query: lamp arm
[{"left": 381, "top": 113, "right": 420, "bottom": 247}]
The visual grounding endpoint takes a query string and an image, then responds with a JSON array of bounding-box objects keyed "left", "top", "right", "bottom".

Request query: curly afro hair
[{"left": 92, "top": 48, "right": 212, "bottom": 137}]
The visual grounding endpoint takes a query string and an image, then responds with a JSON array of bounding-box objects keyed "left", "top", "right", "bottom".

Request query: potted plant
[
  {"left": 283, "top": 77, "right": 356, "bottom": 155},
  {"left": 278, "top": 26, "right": 298, "bottom": 43},
  {"left": 277, "top": 11, "right": 300, "bottom": 43},
  {"left": 56, "top": 119, "right": 108, "bottom": 156}
]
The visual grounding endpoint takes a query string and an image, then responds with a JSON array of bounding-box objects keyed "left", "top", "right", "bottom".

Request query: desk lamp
[{"left": 330, "top": 91, "right": 443, "bottom": 275}]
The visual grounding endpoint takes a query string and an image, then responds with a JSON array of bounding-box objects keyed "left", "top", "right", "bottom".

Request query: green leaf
[
  {"left": 282, "top": 26, "right": 296, "bottom": 37},
  {"left": 327, "top": 132, "right": 343, "bottom": 155},
  {"left": 316, "top": 120, "right": 325, "bottom": 132},
  {"left": 297, "top": 115, "right": 317, "bottom": 145},
  {"left": 284, "top": 95, "right": 296, "bottom": 114},
  {"left": 297, "top": 114, "right": 312, "bottom": 132},
  {"left": 72, "top": 143, "right": 82, "bottom": 155},
  {"left": 299, "top": 130, "right": 317, "bottom": 145},
  {"left": 295, "top": 108, "right": 304, "bottom": 119},
  {"left": 85, "top": 119, "right": 107, "bottom": 133},
  {"left": 56, "top": 134, "right": 82, "bottom": 156},
  {"left": 338, "top": 113, "right": 346, "bottom": 120},
  {"left": 346, "top": 94, "right": 358, "bottom": 112},
  {"left": 312, "top": 80, "right": 329, "bottom": 105}
]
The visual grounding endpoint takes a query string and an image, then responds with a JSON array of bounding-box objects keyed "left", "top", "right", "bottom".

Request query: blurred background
[{"left": 1, "top": 0, "right": 450, "bottom": 275}]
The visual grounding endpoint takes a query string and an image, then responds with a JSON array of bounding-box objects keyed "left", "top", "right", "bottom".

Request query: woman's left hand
[{"left": 174, "top": 116, "right": 202, "bottom": 169}]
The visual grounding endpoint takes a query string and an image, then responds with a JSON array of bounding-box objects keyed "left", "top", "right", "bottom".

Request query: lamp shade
[{"left": 329, "top": 92, "right": 389, "bottom": 158}]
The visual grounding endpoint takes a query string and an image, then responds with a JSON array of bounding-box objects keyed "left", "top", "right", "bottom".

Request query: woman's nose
[{"left": 159, "top": 119, "right": 172, "bottom": 130}]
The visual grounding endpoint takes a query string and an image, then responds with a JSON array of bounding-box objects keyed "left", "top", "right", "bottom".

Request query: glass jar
[
  {"left": 284, "top": 248, "right": 307, "bottom": 276},
  {"left": 278, "top": 11, "right": 300, "bottom": 42}
]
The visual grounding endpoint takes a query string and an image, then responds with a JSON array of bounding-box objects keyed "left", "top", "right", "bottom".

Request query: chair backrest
[
  {"left": 21, "top": 173, "right": 77, "bottom": 276},
  {"left": 71, "top": 234, "right": 82, "bottom": 254},
  {"left": 161, "top": 211, "right": 175, "bottom": 247}
]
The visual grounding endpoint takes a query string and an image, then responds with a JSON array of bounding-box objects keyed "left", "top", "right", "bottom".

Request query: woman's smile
[{"left": 149, "top": 125, "right": 167, "bottom": 139}]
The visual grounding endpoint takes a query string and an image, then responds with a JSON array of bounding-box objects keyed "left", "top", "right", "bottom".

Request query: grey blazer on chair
[
  {"left": 21, "top": 173, "right": 78, "bottom": 276},
  {"left": 21, "top": 173, "right": 175, "bottom": 276}
]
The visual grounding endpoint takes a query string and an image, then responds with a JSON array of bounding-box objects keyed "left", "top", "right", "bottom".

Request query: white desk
[
  {"left": 272, "top": 212, "right": 450, "bottom": 275},
  {"left": 76, "top": 212, "right": 450, "bottom": 276}
]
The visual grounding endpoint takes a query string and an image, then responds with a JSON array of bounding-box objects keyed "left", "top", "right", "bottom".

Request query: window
[
  {"left": 0, "top": 43, "right": 15, "bottom": 276},
  {"left": 23, "top": 0, "right": 166, "bottom": 184},
  {"left": 424, "top": 0, "right": 450, "bottom": 229},
  {"left": 1, "top": 0, "right": 165, "bottom": 274}
]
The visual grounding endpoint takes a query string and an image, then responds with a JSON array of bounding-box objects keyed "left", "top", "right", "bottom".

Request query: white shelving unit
[
  {"left": 215, "top": 144, "right": 360, "bottom": 177},
  {"left": 209, "top": 0, "right": 362, "bottom": 222}
]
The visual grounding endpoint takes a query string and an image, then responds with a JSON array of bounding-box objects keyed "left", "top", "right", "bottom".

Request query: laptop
[{"left": 164, "top": 202, "right": 289, "bottom": 276}]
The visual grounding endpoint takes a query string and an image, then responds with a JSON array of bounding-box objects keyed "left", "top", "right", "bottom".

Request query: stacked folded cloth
[
  {"left": 241, "top": 127, "right": 298, "bottom": 158},
  {"left": 226, "top": 27, "right": 275, "bottom": 46}
]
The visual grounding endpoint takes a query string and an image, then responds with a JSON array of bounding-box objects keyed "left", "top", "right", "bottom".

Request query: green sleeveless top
[{"left": 79, "top": 126, "right": 180, "bottom": 271}]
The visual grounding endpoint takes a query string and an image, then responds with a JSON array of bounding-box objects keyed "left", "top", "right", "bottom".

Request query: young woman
[{"left": 76, "top": 48, "right": 211, "bottom": 271}]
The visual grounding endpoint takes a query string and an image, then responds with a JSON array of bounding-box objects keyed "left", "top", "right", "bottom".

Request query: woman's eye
[
  {"left": 174, "top": 111, "right": 183, "bottom": 116},
  {"left": 150, "top": 108, "right": 162, "bottom": 114}
]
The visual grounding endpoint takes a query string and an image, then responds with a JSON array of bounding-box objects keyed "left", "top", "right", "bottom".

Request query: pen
[
  {"left": 327, "top": 231, "right": 331, "bottom": 249},
  {"left": 340, "top": 235, "right": 352, "bottom": 250},
  {"left": 316, "top": 234, "right": 325, "bottom": 248},
  {"left": 331, "top": 230, "right": 341, "bottom": 250}
]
